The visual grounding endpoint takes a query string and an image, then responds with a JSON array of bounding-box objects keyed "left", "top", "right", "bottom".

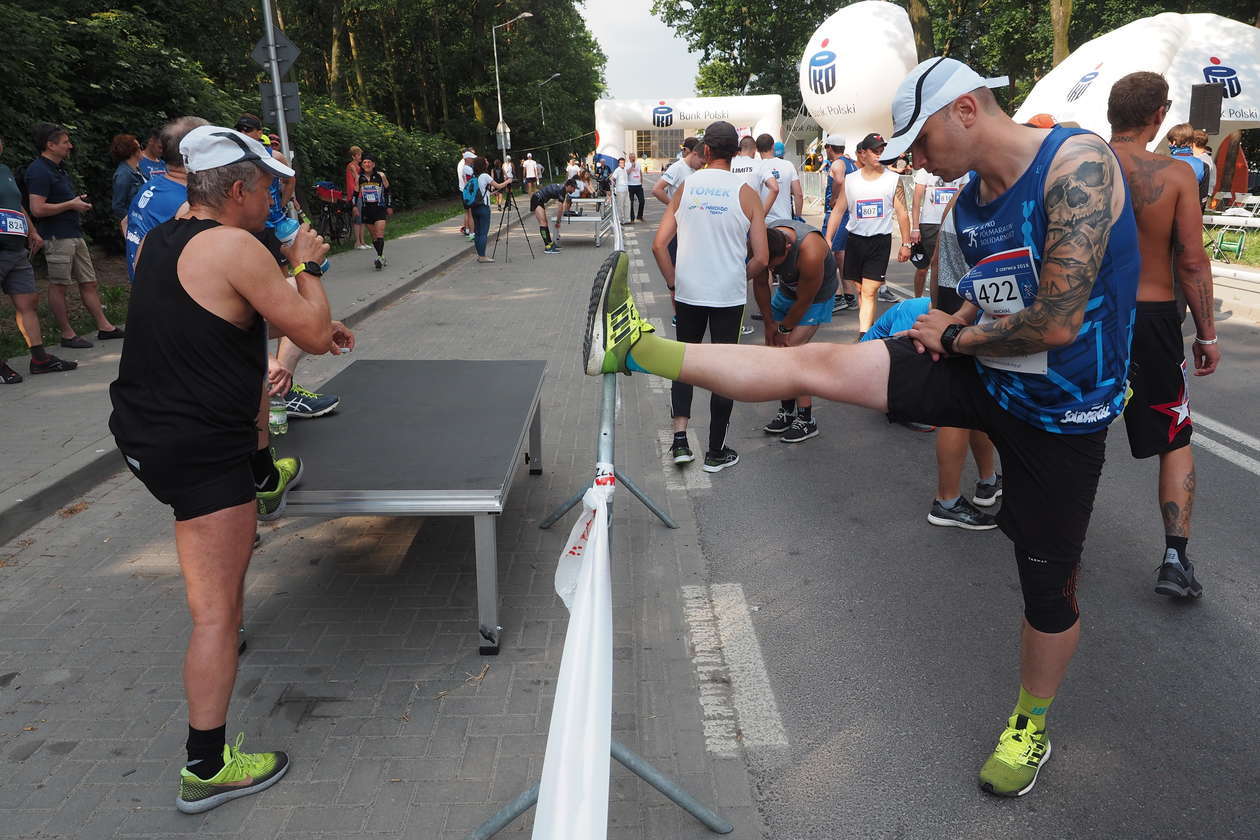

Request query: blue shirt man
[{"left": 125, "top": 175, "right": 188, "bottom": 282}]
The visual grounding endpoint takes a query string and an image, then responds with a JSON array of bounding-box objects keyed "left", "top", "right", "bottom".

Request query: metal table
[
  {"left": 560, "top": 196, "right": 613, "bottom": 246},
  {"left": 277, "top": 359, "right": 545, "bottom": 654}
]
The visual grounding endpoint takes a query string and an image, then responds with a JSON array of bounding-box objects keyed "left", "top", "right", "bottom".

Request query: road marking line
[
  {"left": 680, "top": 585, "right": 740, "bottom": 757},
  {"left": 1195, "top": 412, "right": 1260, "bottom": 455},
  {"left": 1193, "top": 431, "right": 1260, "bottom": 476},
  {"left": 656, "top": 429, "right": 711, "bottom": 491},
  {"left": 639, "top": 290, "right": 657, "bottom": 306},
  {"left": 633, "top": 258, "right": 645, "bottom": 267}
]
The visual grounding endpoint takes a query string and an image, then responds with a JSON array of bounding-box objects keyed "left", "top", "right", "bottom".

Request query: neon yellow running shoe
[
  {"left": 978, "top": 714, "right": 1052, "bottom": 797},
  {"left": 256, "top": 452, "right": 303, "bottom": 521},
  {"left": 176, "top": 733, "right": 289, "bottom": 814},
  {"left": 583, "top": 250, "right": 654, "bottom": 376}
]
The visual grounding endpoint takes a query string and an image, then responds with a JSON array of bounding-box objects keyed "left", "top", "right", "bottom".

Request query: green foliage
[{"left": 695, "top": 60, "right": 744, "bottom": 98}]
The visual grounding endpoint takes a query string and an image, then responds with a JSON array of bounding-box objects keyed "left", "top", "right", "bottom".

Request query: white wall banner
[{"left": 531, "top": 471, "right": 615, "bottom": 840}]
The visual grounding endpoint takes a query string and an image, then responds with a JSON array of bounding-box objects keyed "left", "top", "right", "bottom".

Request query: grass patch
[
  {"left": 1203, "top": 225, "right": 1260, "bottom": 268},
  {"left": 326, "top": 200, "right": 463, "bottom": 256}
]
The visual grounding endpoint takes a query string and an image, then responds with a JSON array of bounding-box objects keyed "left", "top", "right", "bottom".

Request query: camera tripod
[{"left": 491, "top": 186, "right": 535, "bottom": 262}]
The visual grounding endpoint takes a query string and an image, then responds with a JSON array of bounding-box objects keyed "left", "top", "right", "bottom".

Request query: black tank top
[{"left": 109, "top": 218, "right": 267, "bottom": 466}]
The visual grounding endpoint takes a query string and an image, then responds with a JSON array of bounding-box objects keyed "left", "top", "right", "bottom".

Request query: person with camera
[{"left": 26, "top": 122, "right": 124, "bottom": 348}]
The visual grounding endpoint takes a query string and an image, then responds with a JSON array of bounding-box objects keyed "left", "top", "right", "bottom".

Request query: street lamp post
[
  {"left": 537, "top": 72, "right": 560, "bottom": 180},
  {"left": 492, "top": 12, "right": 533, "bottom": 165}
]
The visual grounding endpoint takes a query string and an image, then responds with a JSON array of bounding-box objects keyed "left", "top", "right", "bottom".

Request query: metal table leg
[
  {"left": 474, "top": 513, "right": 501, "bottom": 655},
  {"left": 528, "top": 402, "right": 543, "bottom": 475}
]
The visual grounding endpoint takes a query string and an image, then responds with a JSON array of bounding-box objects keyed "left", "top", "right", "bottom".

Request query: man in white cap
[
  {"left": 109, "top": 125, "right": 354, "bottom": 814},
  {"left": 458, "top": 149, "right": 476, "bottom": 239},
  {"left": 583, "top": 56, "right": 1139, "bottom": 798},
  {"left": 821, "top": 134, "right": 860, "bottom": 312},
  {"left": 522, "top": 152, "right": 541, "bottom": 193}
]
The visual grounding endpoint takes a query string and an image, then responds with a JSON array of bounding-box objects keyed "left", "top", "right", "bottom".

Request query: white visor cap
[
  {"left": 180, "top": 126, "right": 294, "bottom": 177},
  {"left": 882, "top": 57, "right": 1009, "bottom": 160}
]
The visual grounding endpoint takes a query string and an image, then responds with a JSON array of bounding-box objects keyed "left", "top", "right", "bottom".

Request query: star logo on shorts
[{"left": 1151, "top": 385, "right": 1192, "bottom": 443}]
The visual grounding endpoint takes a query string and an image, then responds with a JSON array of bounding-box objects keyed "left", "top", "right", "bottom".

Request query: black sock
[
  {"left": 29, "top": 344, "right": 47, "bottom": 362},
  {"left": 252, "top": 446, "right": 279, "bottom": 492},
  {"left": 780, "top": 399, "right": 796, "bottom": 414},
  {"left": 672, "top": 431, "right": 688, "bottom": 446},
  {"left": 539, "top": 226, "right": 553, "bottom": 246},
  {"left": 186, "top": 723, "right": 227, "bottom": 780},
  {"left": 373, "top": 237, "right": 384, "bottom": 257},
  {"left": 1165, "top": 535, "right": 1189, "bottom": 565},
  {"left": 798, "top": 405, "right": 812, "bottom": 421}
]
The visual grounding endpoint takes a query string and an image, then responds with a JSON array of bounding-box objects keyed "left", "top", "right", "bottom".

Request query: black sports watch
[
  {"left": 940, "top": 323, "right": 964, "bottom": 355},
  {"left": 776, "top": 323, "right": 794, "bottom": 335},
  {"left": 292, "top": 260, "right": 324, "bottom": 278}
]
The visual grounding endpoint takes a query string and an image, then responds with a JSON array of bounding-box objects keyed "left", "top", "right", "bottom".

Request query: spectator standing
[
  {"left": 124, "top": 117, "right": 207, "bottom": 283},
  {"left": 566, "top": 157, "right": 581, "bottom": 181},
  {"left": 626, "top": 152, "right": 645, "bottom": 222},
  {"left": 1165, "top": 123, "right": 1210, "bottom": 207},
  {"left": 458, "top": 150, "right": 476, "bottom": 239},
  {"left": 522, "top": 153, "right": 541, "bottom": 193},
  {"left": 1191, "top": 129, "right": 1217, "bottom": 198},
  {"left": 909, "top": 167, "right": 970, "bottom": 297},
  {"left": 110, "top": 133, "right": 145, "bottom": 238},
  {"left": 611, "top": 156, "right": 629, "bottom": 222},
  {"left": 470, "top": 157, "right": 510, "bottom": 262},
  {"left": 0, "top": 134, "right": 77, "bottom": 383},
  {"left": 138, "top": 128, "right": 166, "bottom": 180},
  {"left": 26, "top": 122, "right": 123, "bottom": 348},
  {"left": 346, "top": 145, "right": 369, "bottom": 250},
  {"left": 502, "top": 155, "right": 515, "bottom": 187},
  {"left": 757, "top": 135, "right": 802, "bottom": 223}
]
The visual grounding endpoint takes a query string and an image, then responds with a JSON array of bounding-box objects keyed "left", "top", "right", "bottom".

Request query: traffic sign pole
[{"left": 260, "top": 0, "right": 291, "bottom": 160}]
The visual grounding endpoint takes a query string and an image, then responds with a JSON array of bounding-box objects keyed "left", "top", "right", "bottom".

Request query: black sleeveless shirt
[{"left": 109, "top": 218, "right": 267, "bottom": 466}]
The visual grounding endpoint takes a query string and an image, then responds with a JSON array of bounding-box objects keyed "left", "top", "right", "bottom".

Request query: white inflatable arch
[{"left": 594, "top": 96, "right": 783, "bottom": 170}]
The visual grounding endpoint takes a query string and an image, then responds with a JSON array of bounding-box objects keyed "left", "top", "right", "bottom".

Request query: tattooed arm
[
  {"left": 952, "top": 135, "right": 1126, "bottom": 356},
  {"left": 1171, "top": 164, "right": 1220, "bottom": 375}
]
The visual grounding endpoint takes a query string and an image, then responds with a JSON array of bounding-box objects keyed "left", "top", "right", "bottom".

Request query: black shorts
[
  {"left": 361, "top": 204, "right": 388, "bottom": 224},
  {"left": 529, "top": 194, "right": 550, "bottom": 214},
  {"left": 526, "top": 177, "right": 537, "bottom": 184},
  {"left": 936, "top": 285, "right": 965, "bottom": 315},
  {"left": 1123, "top": 300, "right": 1192, "bottom": 459},
  {"left": 123, "top": 451, "right": 256, "bottom": 521},
  {"left": 885, "top": 336, "right": 1106, "bottom": 567},
  {"left": 843, "top": 232, "right": 891, "bottom": 283}
]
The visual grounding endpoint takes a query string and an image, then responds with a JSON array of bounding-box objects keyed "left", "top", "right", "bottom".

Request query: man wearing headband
[
  {"left": 109, "top": 125, "right": 353, "bottom": 814},
  {"left": 585, "top": 57, "right": 1138, "bottom": 798}
]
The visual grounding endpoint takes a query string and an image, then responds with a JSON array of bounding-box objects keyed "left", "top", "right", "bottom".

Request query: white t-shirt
[
  {"left": 660, "top": 159, "right": 695, "bottom": 200},
  {"left": 674, "top": 169, "right": 751, "bottom": 308},
  {"left": 844, "top": 167, "right": 901, "bottom": 236},
  {"left": 457, "top": 160, "right": 473, "bottom": 189},
  {"left": 759, "top": 156, "right": 799, "bottom": 223},
  {"left": 612, "top": 166, "right": 628, "bottom": 193},
  {"left": 626, "top": 161, "right": 642, "bottom": 186},
  {"left": 729, "top": 155, "right": 767, "bottom": 192},
  {"left": 474, "top": 173, "right": 493, "bottom": 206},
  {"left": 566, "top": 163, "right": 581, "bottom": 180},
  {"left": 913, "top": 169, "right": 970, "bottom": 226},
  {"left": 502, "top": 161, "right": 514, "bottom": 181},
  {"left": 523, "top": 159, "right": 540, "bottom": 179}
]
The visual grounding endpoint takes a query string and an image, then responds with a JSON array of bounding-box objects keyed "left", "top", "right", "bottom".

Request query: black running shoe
[
  {"left": 702, "top": 447, "right": 739, "bottom": 473},
  {"left": 1155, "top": 554, "right": 1203, "bottom": 598},
  {"left": 973, "top": 475, "right": 1003, "bottom": 507},
  {"left": 832, "top": 295, "right": 849, "bottom": 313},
  {"left": 844, "top": 294, "right": 858, "bottom": 310},
  {"left": 670, "top": 441, "right": 695, "bottom": 464},
  {"left": 60, "top": 335, "right": 92, "bottom": 349},
  {"left": 877, "top": 286, "right": 898, "bottom": 302},
  {"left": 1, "top": 362, "right": 22, "bottom": 384},
  {"left": 98, "top": 327, "right": 126, "bottom": 340},
  {"left": 927, "top": 497, "right": 998, "bottom": 530},
  {"left": 750, "top": 311, "right": 764, "bottom": 321},
  {"left": 29, "top": 355, "right": 78, "bottom": 375},
  {"left": 763, "top": 408, "right": 794, "bottom": 434},
  {"left": 373, "top": 258, "right": 383, "bottom": 271},
  {"left": 781, "top": 417, "right": 819, "bottom": 443}
]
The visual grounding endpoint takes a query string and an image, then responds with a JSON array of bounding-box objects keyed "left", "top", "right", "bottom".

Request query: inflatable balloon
[
  {"left": 798, "top": 0, "right": 918, "bottom": 144},
  {"left": 593, "top": 96, "right": 783, "bottom": 171}
]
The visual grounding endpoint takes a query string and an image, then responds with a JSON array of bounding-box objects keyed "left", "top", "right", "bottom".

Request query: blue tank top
[
  {"left": 951, "top": 126, "right": 1138, "bottom": 434},
  {"left": 125, "top": 175, "right": 189, "bottom": 283},
  {"left": 823, "top": 156, "right": 856, "bottom": 224}
]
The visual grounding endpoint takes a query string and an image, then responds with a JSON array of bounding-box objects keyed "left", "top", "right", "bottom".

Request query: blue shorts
[
  {"left": 771, "top": 288, "right": 833, "bottom": 326},
  {"left": 822, "top": 212, "right": 850, "bottom": 252}
]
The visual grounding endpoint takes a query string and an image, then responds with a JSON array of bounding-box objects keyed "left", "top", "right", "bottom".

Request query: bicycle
[{"left": 313, "top": 182, "right": 352, "bottom": 245}]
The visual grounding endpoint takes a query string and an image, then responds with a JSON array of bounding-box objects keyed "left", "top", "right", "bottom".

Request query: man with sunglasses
[{"left": 584, "top": 56, "right": 1139, "bottom": 798}]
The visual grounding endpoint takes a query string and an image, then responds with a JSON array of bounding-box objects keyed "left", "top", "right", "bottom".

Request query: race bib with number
[
  {"left": 361, "top": 184, "right": 383, "bottom": 203},
  {"left": 855, "top": 198, "right": 884, "bottom": 219},
  {"left": 0, "top": 207, "right": 28, "bottom": 237},
  {"left": 956, "top": 246, "right": 1047, "bottom": 375},
  {"left": 930, "top": 187, "right": 958, "bottom": 205}
]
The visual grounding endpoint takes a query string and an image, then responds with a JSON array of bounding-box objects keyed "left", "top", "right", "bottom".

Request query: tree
[{"left": 695, "top": 59, "right": 744, "bottom": 97}]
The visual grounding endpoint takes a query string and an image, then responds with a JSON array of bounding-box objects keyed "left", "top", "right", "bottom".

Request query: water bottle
[
  {"left": 268, "top": 398, "right": 289, "bottom": 436},
  {"left": 275, "top": 217, "right": 331, "bottom": 274}
]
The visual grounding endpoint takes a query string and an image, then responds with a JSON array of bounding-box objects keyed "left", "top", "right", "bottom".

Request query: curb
[{"left": 0, "top": 233, "right": 480, "bottom": 548}]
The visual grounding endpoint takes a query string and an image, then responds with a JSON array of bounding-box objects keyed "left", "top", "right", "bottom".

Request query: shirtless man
[
  {"left": 1106, "top": 72, "right": 1220, "bottom": 598},
  {"left": 110, "top": 125, "right": 353, "bottom": 813}
]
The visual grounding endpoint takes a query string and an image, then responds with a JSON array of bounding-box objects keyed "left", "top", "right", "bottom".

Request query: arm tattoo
[{"left": 959, "top": 137, "right": 1118, "bottom": 357}]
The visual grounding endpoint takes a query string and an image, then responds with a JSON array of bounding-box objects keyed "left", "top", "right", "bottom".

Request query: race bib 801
[{"left": 957, "top": 246, "right": 1047, "bottom": 375}]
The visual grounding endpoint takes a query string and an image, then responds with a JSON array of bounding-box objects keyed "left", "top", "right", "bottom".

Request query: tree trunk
[
  {"left": 380, "top": 15, "right": 405, "bottom": 125},
  {"left": 907, "top": 0, "right": 935, "bottom": 61},
  {"left": 346, "top": 25, "right": 368, "bottom": 108},
  {"left": 1050, "top": 0, "right": 1072, "bottom": 67},
  {"left": 431, "top": 9, "right": 450, "bottom": 123},
  {"left": 329, "top": 12, "right": 345, "bottom": 105}
]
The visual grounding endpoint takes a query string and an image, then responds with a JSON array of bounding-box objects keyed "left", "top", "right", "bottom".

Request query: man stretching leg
[{"left": 586, "top": 58, "right": 1138, "bottom": 797}]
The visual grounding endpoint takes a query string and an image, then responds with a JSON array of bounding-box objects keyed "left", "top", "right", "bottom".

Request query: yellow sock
[{"left": 1015, "top": 686, "right": 1054, "bottom": 731}]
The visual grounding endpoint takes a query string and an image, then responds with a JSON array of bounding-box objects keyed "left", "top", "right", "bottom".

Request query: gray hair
[
  {"left": 160, "top": 116, "right": 209, "bottom": 168},
  {"left": 187, "top": 161, "right": 267, "bottom": 209}
]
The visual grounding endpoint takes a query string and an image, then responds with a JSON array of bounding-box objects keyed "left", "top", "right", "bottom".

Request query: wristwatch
[
  {"left": 776, "top": 323, "right": 794, "bottom": 334},
  {"left": 291, "top": 260, "right": 324, "bottom": 278},
  {"left": 940, "top": 323, "right": 964, "bottom": 355}
]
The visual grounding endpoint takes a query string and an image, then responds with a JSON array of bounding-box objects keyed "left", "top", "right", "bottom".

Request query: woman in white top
[
  {"left": 469, "top": 157, "right": 511, "bottom": 263},
  {"left": 823, "top": 132, "right": 911, "bottom": 335}
]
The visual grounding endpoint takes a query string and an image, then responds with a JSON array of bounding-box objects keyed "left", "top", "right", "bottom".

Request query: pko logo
[
  {"left": 1204, "top": 57, "right": 1241, "bottom": 99},
  {"left": 808, "top": 40, "right": 837, "bottom": 96},
  {"left": 1065, "top": 63, "right": 1102, "bottom": 103},
  {"left": 652, "top": 102, "right": 674, "bottom": 128}
]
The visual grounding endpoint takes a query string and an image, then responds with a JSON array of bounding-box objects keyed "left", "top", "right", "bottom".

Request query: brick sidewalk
[{"left": 0, "top": 221, "right": 765, "bottom": 838}]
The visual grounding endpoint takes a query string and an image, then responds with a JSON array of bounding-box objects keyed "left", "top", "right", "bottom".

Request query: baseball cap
[
  {"left": 702, "top": 121, "right": 740, "bottom": 155},
  {"left": 909, "top": 240, "right": 930, "bottom": 269},
  {"left": 179, "top": 125, "right": 294, "bottom": 177},
  {"left": 1024, "top": 113, "right": 1058, "bottom": 129},
  {"left": 856, "top": 132, "right": 887, "bottom": 152},
  {"left": 773, "top": 141, "right": 785, "bottom": 156},
  {"left": 824, "top": 134, "right": 846, "bottom": 148},
  {"left": 526, "top": 152, "right": 533, "bottom": 159},
  {"left": 882, "top": 57, "right": 1009, "bottom": 159},
  {"left": 234, "top": 114, "right": 263, "bottom": 133},
  {"left": 462, "top": 151, "right": 476, "bottom": 159}
]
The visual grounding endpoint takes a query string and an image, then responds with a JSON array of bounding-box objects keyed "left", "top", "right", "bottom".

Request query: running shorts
[
  {"left": 1123, "top": 300, "right": 1192, "bottom": 459},
  {"left": 884, "top": 335, "right": 1106, "bottom": 570},
  {"left": 361, "top": 205, "right": 388, "bottom": 225},
  {"left": 0, "top": 248, "right": 36, "bottom": 295},
  {"left": 123, "top": 451, "right": 256, "bottom": 521},
  {"left": 821, "top": 213, "right": 850, "bottom": 252},
  {"left": 843, "top": 232, "right": 891, "bottom": 284},
  {"left": 526, "top": 177, "right": 538, "bottom": 184},
  {"left": 529, "top": 194, "right": 549, "bottom": 214},
  {"left": 771, "top": 288, "right": 833, "bottom": 326}
]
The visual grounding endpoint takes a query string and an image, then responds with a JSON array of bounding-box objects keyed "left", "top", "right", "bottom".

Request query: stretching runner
[
  {"left": 1106, "top": 71, "right": 1220, "bottom": 597},
  {"left": 530, "top": 179, "right": 578, "bottom": 254},
  {"left": 587, "top": 58, "right": 1138, "bottom": 797}
]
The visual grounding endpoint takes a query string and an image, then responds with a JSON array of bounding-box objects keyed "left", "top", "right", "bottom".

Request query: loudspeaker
[{"left": 1188, "top": 84, "right": 1223, "bottom": 134}]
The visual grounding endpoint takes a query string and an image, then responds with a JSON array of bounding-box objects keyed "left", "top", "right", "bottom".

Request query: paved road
[{"left": 625, "top": 179, "right": 1260, "bottom": 839}]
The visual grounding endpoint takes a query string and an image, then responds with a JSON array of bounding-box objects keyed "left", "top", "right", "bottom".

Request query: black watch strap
[
  {"left": 303, "top": 260, "right": 324, "bottom": 277},
  {"left": 941, "top": 323, "right": 963, "bottom": 355}
]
